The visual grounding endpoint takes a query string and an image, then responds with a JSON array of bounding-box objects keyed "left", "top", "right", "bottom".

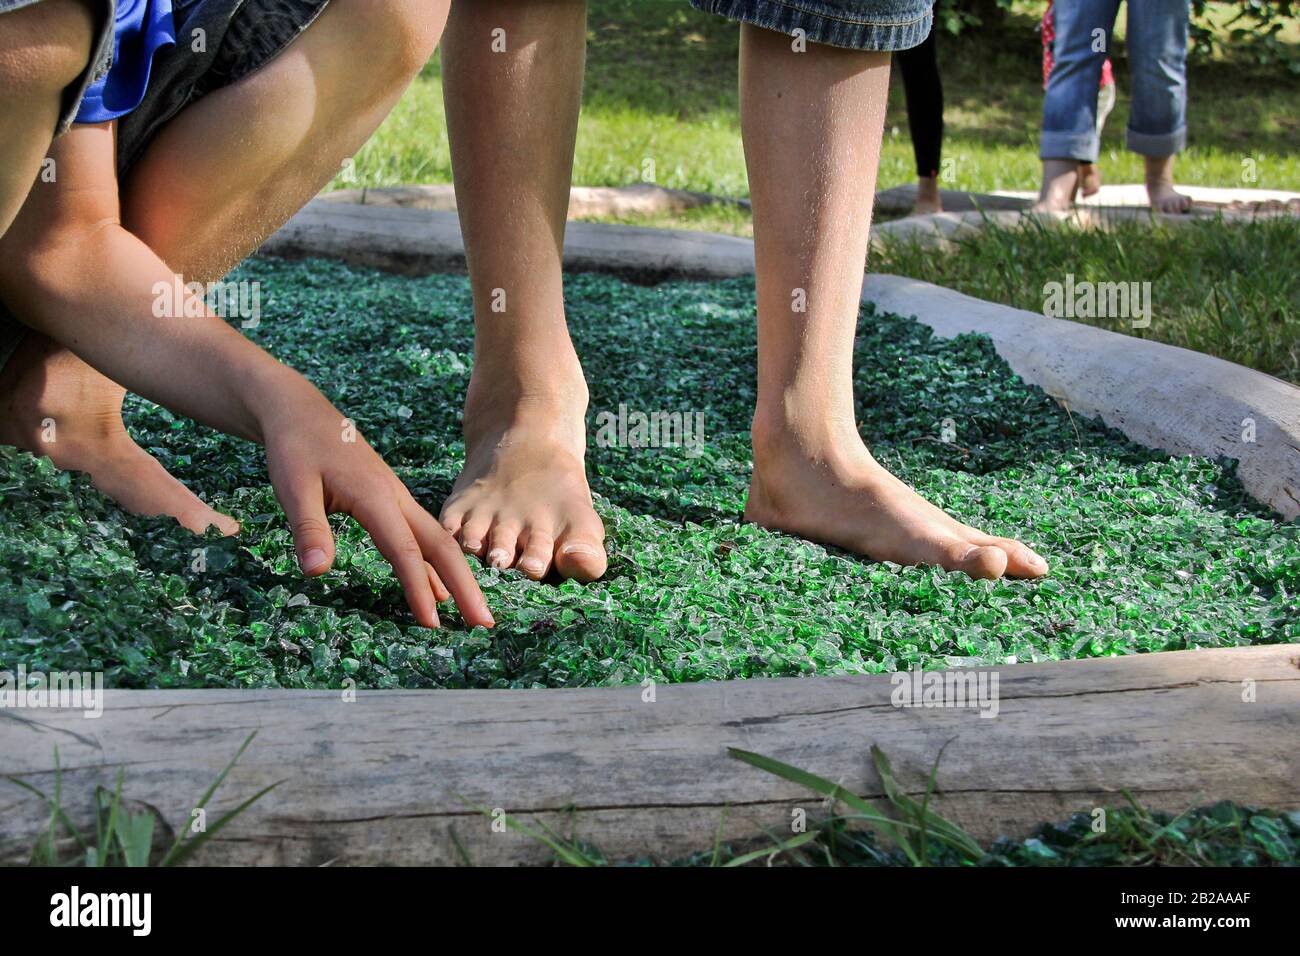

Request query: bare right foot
[
  {"left": 0, "top": 332, "right": 238, "bottom": 535},
  {"left": 440, "top": 359, "right": 606, "bottom": 582},
  {"left": 1032, "top": 158, "right": 1079, "bottom": 213}
]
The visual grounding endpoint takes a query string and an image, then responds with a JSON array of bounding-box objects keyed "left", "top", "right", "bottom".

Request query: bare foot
[
  {"left": 0, "top": 332, "right": 238, "bottom": 535},
  {"left": 746, "top": 419, "right": 1048, "bottom": 580},
  {"left": 1143, "top": 154, "right": 1192, "bottom": 215},
  {"left": 1079, "top": 162, "right": 1102, "bottom": 197},
  {"left": 1146, "top": 179, "right": 1192, "bottom": 214},
  {"left": 1031, "top": 158, "right": 1079, "bottom": 213},
  {"left": 440, "top": 360, "right": 606, "bottom": 582}
]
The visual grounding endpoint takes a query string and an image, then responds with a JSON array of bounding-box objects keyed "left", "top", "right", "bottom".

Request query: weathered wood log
[
  {"left": 319, "top": 183, "right": 750, "bottom": 218},
  {"left": 260, "top": 200, "right": 756, "bottom": 281},
  {"left": 2, "top": 646, "right": 1296, "bottom": 866}
]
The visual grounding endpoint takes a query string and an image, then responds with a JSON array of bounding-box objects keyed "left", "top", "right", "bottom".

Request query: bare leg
[
  {"left": 1078, "top": 161, "right": 1101, "bottom": 197},
  {"left": 438, "top": 0, "right": 607, "bottom": 582},
  {"left": 0, "top": 0, "right": 445, "bottom": 533},
  {"left": 913, "top": 174, "right": 942, "bottom": 215},
  {"left": 1144, "top": 154, "right": 1191, "bottom": 214},
  {"left": 740, "top": 25, "right": 1047, "bottom": 580},
  {"left": 0, "top": 0, "right": 92, "bottom": 236}
]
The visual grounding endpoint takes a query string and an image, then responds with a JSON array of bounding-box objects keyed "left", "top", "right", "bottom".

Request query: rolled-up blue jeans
[{"left": 1041, "top": 0, "right": 1189, "bottom": 163}]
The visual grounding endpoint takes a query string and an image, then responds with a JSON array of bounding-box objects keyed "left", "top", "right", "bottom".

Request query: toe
[
  {"left": 516, "top": 527, "right": 556, "bottom": 580},
  {"left": 554, "top": 525, "right": 608, "bottom": 582},
  {"left": 485, "top": 521, "right": 521, "bottom": 571},
  {"left": 970, "top": 534, "right": 1048, "bottom": 578},
  {"left": 943, "top": 541, "right": 1007, "bottom": 580}
]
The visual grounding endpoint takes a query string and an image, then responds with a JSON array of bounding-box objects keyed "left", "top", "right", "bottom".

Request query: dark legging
[{"left": 897, "top": 27, "right": 943, "bottom": 179}]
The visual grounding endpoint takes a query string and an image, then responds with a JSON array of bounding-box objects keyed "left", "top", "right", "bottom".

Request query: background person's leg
[
  {"left": 439, "top": 0, "right": 607, "bottom": 583},
  {"left": 740, "top": 24, "right": 1046, "bottom": 580},
  {"left": 895, "top": 26, "right": 943, "bottom": 215},
  {"left": 0, "top": 0, "right": 446, "bottom": 533},
  {"left": 1034, "top": 0, "right": 1119, "bottom": 211},
  {"left": 1125, "top": 0, "right": 1191, "bottom": 213}
]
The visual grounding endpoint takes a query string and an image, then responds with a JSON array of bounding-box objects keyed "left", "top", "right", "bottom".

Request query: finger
[
  {"left": 402, "top": 496, "right": 496, "bottom": 628},
  {"left": 426, "top": 562, "right": 451, "bottom": 604},
  {"left": 276, "top": 470, "right": 336, "bottom": 577},
  {"left": 352, "top": 495, "right": 439, "bottom": 629}
]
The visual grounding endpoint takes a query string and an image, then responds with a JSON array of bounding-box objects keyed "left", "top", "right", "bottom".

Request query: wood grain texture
[
  {"left": 260, "top": 199, "right": 756, "bottom": 281},
  {"left": 2, "top": 646, "right": 1296, "bottom": 866}
]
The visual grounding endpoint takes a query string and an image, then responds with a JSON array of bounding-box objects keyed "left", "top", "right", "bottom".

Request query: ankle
[{"left": 751, "top": 401, "right": 861, "bottom": 469}]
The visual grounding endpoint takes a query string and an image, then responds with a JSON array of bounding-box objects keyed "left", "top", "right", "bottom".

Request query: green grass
[
  {"left": 2, "top": 261, "right": 1296, "bottom": 689},
  {"left": 873, "top": 215, "right": 1300, "bottom": 384},
  {"left": 336, "top": 0, "right": 1300, "bottom": 199},
  {"left": 495, "top": 746, "right": 1300, "bottom": 867}
]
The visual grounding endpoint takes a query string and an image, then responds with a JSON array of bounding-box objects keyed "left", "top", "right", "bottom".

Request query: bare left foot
[
  {"left": 746, "top": 415, "right": 1048, "bottom": 580},
  {"left": 0, "top": 332, "right": 238, "bottom": 534}
]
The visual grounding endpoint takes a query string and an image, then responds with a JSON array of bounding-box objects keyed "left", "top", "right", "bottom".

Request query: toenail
[
  {"left": 487, "top": 549, "right": 510, "bottom": 569},
  {"left": 300, "top": 548, "right": 328, "bottom": 573},
  {"left": 520, "top": 559, "right": 546, "bottom": 574},
  {"left": 462, "top": 540, "right": 481, "bottom": 553},
  {"left": 561, "top": 543, "right": 601, "bottom": 557}
]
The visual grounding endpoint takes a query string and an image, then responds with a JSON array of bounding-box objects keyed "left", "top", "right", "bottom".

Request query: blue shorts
[
  {"left": 690, "top": 0, "right": 933, "bottom": 51},
  {"left": 0, "top": 0, "right": 329, "bottom": 371}
]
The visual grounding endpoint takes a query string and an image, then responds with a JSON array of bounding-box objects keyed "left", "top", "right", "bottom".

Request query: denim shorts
[
  {"left": 690, "top": 0, "right": 933, "bottom": 51},
  {"left": 0, "top": 0, "right": 117, "bottom": 134},
  {"left": 0, "top": 0, "right": 329, "bottom": 371}
]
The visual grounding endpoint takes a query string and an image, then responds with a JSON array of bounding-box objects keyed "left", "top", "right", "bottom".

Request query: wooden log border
[{"left": 2, "top": 646, "right": 1297, "bottom": 866}]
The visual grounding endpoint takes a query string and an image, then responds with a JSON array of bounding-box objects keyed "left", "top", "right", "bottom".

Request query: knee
[
  {"left": 0, "top": 0, "right": 97, "bottom": 99},
  {"left": 350, "top": 0, "right": 445, "bottom": 81}
]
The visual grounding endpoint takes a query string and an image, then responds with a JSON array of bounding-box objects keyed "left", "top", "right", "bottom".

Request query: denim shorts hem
[
  {"left": 690, "top": 0, "right": 932, "bottom": 51},
  {"left": 1126, "top": 124, "right": 1187, "bottom": 158},
  {"left": 1040, "top": 131, "right": 1100, "bottom": 164}
]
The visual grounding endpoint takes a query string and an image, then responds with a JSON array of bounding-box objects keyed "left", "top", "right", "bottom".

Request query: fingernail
[
  {"left": 430, "top": 607, "right": 440, "bottom": 629},
  {"left": 300, "top": 548, "right": 328, "bottom": 573},
  {"left": 561, "top": 543, "right": 601, "bottom": 557},
  {"left": 487, "top": 549, "right": 510, "bottom": 569}
]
